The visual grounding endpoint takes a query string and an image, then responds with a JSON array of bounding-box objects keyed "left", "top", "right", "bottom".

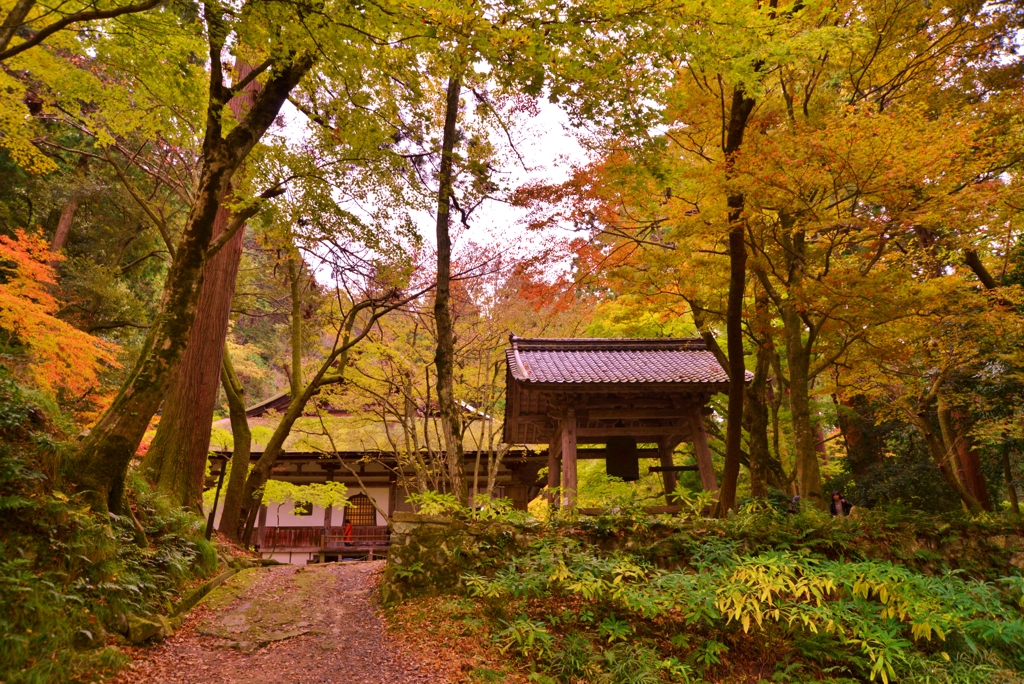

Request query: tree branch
[
  {"left": 0, "top": 0, "right": 163, "bottom": 62},
  {"left": 963, "top": 249, "right": 998, "bottom": 290}
]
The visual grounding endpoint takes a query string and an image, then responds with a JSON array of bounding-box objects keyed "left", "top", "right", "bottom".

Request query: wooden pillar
[
  {"left": 560, "top": 407, "right": 578, "bottom": 509},
  {"left": 547, "top": 425, "right": 562, "bottom": 509},
  {"left": 658, "top": 438, "right": 679, "bottom": 505},
  {"left": 689, "top": 410, "right": 719, "bottom": 494}
]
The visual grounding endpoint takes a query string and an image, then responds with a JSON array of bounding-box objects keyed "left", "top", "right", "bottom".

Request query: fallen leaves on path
[
  {"left": 113, "top": 562, "right": 444, "bottom": 684},
  {"left": 385, "top": 595, "right": 531, "bottom": 684}
]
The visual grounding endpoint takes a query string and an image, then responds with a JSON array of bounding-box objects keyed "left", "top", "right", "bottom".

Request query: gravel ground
[{"left": 114, "top": 561, "right": 443, "bottom": 684}]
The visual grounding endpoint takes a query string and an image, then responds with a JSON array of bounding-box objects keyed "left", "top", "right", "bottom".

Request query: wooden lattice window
[{"left": 346, "top": 494, "right": 376, "bottom": 526}]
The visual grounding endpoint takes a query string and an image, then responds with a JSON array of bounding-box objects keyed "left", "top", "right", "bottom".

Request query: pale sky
[{"left": 280, "top": 91, "right": 591, "bottom": 258}]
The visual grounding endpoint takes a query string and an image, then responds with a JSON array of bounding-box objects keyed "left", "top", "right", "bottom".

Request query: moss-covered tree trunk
[
  {"left": 72, "top": 45, "right": 313, "bottom": 514},
  {"left": 433, "top": 73, "right": 467, "bottom": 505},
  {"left": 140, "top": 63, "right": 261, "bottom": 510},
  {"left": 140, "top": 198, "right": 243, "bottom": 508},
  {"left": 217, "top": 347, "right": 251, "bottom": 541}
]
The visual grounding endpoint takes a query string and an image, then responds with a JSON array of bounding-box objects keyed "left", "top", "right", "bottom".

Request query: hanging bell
[{"left": 605, "top": 436, "right": 640, "bottom": 482}]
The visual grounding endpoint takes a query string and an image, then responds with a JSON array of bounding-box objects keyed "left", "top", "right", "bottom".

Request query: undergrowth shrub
[
  {"left": 460, "top": 528, "right": 1024, "bottom": 684},
  {"left": 0, "top": 372, "right": 218, "bottom": 683}
]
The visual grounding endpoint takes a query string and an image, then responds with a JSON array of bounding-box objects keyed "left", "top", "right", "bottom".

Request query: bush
[
  {"left": 460, "top": 520, "right": 1024, "bottom": 683},
  {"left": 0, "top": 372, "right": 218, "bottom": 683}
]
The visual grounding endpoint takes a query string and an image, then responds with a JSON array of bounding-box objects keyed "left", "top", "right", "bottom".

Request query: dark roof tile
[{"left": 507, "top": 336, "right": 748, "bottom": 385}]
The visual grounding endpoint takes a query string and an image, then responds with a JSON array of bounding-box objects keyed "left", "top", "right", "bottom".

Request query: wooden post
[
  {"left": 658, "top": 439, "right": 679, "bottom": 505},
  {"left": 548, "top": 426, "right": 562, "bottom": 510},
  {"left": 689, "top": 410, "right": 719, "bottom": 494},
  {"left": 561, "top": 408, "right": 578, "bottom": 509}
]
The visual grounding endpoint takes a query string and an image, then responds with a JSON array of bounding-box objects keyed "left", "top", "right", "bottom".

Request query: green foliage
[
  {"left": 261, "top": 479, "right": 349, "bottom": 509},
  {"left": 458, "top": 512, "right": 1024, "bottom": 683},
  {"left": 496, "top": 614, "right": 555, "bottom": 659},
  {"left": 408, "top": 490, "right": 464, "bottom": 515},
  {"left": 407, "top": 490, "right": 540, "bottom": 526},
  {"left": 0, "top": 379, "right": 218, "bottom": 683},
  {"left": 827, "top": 420, "right": 965, "bottom": 513}
]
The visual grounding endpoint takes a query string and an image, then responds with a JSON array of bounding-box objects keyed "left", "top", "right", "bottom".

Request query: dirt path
[{"left": 115, "top": 561, "right": 444, "bottom": 684}]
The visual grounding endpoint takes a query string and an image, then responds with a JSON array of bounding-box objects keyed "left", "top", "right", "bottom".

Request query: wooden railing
[
  {"left": 323, "top": 525, "right": 390, "bottom": 550},
  {"left": 261, "top": 526, "right": 322, "bottom": 549},
  {"left": 259, "top": 525, "right": 390, "bottom": 550}
]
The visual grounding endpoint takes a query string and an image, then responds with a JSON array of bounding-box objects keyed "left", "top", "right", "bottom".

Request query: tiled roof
[{"left": 507, "top": 336, "right": 747, "bottom": 385}]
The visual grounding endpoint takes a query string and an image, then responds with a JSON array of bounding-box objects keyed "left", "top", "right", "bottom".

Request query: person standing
[{"left": 830, "top": 491, "right": 852, "bottom": 517}]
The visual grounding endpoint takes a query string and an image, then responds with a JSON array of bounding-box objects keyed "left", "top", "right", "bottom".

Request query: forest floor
[{"left": 112, "top": 561, "right": 446, "bottom": 684}]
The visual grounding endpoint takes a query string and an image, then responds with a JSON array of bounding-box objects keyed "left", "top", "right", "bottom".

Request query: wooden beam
[
  {"left": 561, "top": 408, "right": 578, "bottom": 509},
  {"left": 587, "top": 408, "right": 697, "bottom": 420},
  {"left": 577, "top": 426, "right": 687, "bottom": 438},
  {"left": 648, "top": 465, "right": 699, "bottom": 473},
  {"left": 689, "top": 410, "right": 719, "bottom": 494},
  {"left": 577, "top": 448, "right": 659, "bottom": 459},
  {"left": 516, "top": 414, "right": 555, "bottom": 424},
  {"left": 548, "top": 424, "right": 562, "bottom": 509}
]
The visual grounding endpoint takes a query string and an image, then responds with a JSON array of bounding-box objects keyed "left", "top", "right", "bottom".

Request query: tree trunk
[
  {"left": 50, "top": 155, "right": 89, "bottom": 253},
  {"left": 835, "top": 395, "right": 884, "bottom": 506},
  {"left": 288, "top": 253, "right": 303, "bottom": 394},
  {"left": 718, "top": 86, "right": 756, "bottom": 516},
  {"left": 140, "top": 198, "right": 244, "bottom": 508},
  {"left": 51, "top": 197, "right": 79, "bottom": 252},
  {"left": 763, "top": 220, "right": 826, "bottom": 510},
  {"left": 1002, "top": 440, "right": 1020, "bottom": 516},
  {"left": 911, "top": 409, "right": 984, "bottom": 513},
  {"left": 746, "top": 339, "right": 772, "bottom": 500},
  {"left": 949, "top": 408, "right": 991, "bottom": 510},
  {"left": 140, "top": 61, "right": 262, "bottom": 509},
  {"left": 433, "top": 73, "right": 467, "bottom": 505},
  {"left": 71, "top": 51, "right": 313, "bottom": 514},
  {"left": 813, "top": 423, "right": 829, "bottom": 465},
  {"left": 236, "top": 254, "right": 308, "bottom": 543},
  {"left": 781, "top": 304, "right": 825, "bottom": 509},
  {"left": 217, "top": 347, "right": 251, "bottom": 541}
]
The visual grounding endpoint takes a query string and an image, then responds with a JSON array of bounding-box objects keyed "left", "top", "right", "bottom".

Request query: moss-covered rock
[
  {"left": 381, "top": 511, "right": 527, "bottom": 604},
  {"left": 126, "top": 614, "right": 172, "bottom": 644}
]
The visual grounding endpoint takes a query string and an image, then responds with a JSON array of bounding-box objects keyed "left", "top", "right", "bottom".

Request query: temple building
[{"left": 205, "top": 336, "right": 738, "bottom": 564}]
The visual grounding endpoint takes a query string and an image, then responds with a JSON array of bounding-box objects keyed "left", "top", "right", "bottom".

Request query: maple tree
[
  {"left": 519, "top": 0, "right": 1024, "bottom": 514},
  {"left": 0, "top": 229, "right": 117, "bottom": 407}
]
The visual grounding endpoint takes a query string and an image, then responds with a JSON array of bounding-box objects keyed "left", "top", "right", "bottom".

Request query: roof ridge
[{"left": 510, "top": 336, "right": 706, "bottom": 351}]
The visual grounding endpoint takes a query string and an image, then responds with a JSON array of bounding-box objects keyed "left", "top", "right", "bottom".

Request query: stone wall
[{"left": 379, "top": 511, "right": 531, "bottom": 605}]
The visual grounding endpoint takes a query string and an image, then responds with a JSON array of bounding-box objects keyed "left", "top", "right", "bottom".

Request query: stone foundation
[{"left": 379, "top": 511, "right": 530, "bottom": 604}]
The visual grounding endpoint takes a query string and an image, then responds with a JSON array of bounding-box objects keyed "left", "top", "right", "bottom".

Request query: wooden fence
[{"left": 260, "top": 525, "right": 390, "bottom": 551}]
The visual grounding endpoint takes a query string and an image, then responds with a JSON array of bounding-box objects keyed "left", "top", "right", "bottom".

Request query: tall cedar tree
[
  {"left": 73, "top": 5, "right": 313, "bottom": 513},
  {"left": 141, "top": 62, "right": 262, "bottom": 509}
]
